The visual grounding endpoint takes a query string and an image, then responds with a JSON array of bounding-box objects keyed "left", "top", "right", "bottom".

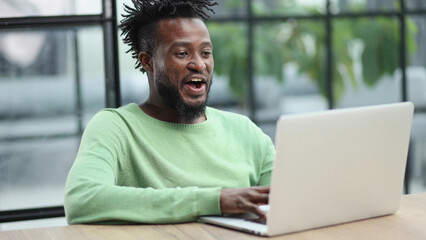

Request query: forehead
[{"left": 156, "top": 18, "right": 211, "bottom": 47}]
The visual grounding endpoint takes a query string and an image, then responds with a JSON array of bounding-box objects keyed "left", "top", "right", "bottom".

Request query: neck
[{"left": 139, "top": 101, "right": 206, "bottom": 124}]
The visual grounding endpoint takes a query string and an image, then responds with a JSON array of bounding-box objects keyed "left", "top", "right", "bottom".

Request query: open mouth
[{"left": 185, "top": 78, "right": 206, "bottom": 92}]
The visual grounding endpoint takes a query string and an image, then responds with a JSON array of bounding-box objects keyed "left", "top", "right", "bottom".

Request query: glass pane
[
  {"left": 252, "top": 0, "right": 327, "bottom": 16},
  {"left": 330, "top": 0, "right": 398, "bottom": 14},
  {"left": 407, "top": 16, "right": 426, "bottom": 108},
  {"left": 0, "top": 26, "right": 105, "bottom": 211},
  {"left": 406, "top": 0, "right": 426, "bottom": 10},
  {"left": 0, "top": 0, "right": 102, "bottom": 18},
  {"left": 118, "top": 38, "right": 149, "bottom": 106},
  {"left": 78, "top": 27, "right": 107, "bottom": 121},
  {"left": 334, "top": 17, "right": 401, "bottom": 108},
  {"left": 117, "top": 0, "right": 148, "bottom": 105},
  {"left": 207, "top": 22, "right": 247, "bottom": 115},
  {"left": 407, "top": 15, "right": 426, "bottom": 194},
  {"left": 211, "top": 0, "right": 247, "bottom": 18},
  {"left": 117, "top": 0, "right": 244, "bottom": 20},
  {"left": 254, "top": 20, "right": 328, "bottom": 137}
]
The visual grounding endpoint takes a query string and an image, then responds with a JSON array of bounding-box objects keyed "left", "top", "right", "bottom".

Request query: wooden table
[{"left": 1, "top": 193, "right": 425, "bottom": 240}]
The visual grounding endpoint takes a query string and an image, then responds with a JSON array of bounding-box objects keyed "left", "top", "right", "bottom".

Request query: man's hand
[{"left": 220, "top": 186, "right": 270, "bottom": 219}]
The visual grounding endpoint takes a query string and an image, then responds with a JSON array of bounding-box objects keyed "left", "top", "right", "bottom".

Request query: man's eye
[
  {"left": 176, "top": 52, "right": 188, "bottom": 57},
  {"left": 202, "top": 51, "right": 212, "bottom": 57}
]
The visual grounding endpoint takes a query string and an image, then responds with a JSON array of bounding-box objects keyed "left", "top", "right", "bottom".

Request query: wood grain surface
[{"left": 1, "top": 193, "right": 425, "bottom": 240}]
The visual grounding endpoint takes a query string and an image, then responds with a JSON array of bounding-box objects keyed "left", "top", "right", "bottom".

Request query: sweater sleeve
[
  {"left": 64, "top": 111, "right": 221, "bottom": 224},
  {"left": 258, "top": 135, "right": 275, "bottom": 186}
]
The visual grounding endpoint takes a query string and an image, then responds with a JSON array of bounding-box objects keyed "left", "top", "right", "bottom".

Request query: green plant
[
  {"left": 208, "top": 23, "right": 248, "bottom": 98},
  {"left": 208, "top": 1, "right": 418, "bottom": 102}
]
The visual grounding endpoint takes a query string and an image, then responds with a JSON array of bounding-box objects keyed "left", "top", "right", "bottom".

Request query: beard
[{"left": 155, "top": 71, "right": 212, "bottom": 121}]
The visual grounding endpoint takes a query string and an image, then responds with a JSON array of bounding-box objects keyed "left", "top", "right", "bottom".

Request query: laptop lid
[{"left": 266, "top": 102, "right": 414, "bottom": 236}]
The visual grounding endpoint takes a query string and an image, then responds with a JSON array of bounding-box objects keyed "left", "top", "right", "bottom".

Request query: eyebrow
[{"left": 170, "top": 41, "right": 213, "bottom": 48}]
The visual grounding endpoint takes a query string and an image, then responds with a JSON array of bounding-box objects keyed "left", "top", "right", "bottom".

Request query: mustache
[{"left": 183, "top": 72, "right": 209, "bottom": 82}]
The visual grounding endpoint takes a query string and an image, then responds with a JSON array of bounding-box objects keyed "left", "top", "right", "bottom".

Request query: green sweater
[{"left": 64, "top": 103, "right": 275, "bottom": 224}]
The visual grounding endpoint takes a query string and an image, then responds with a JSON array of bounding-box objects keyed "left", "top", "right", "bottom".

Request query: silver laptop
[{"left": 199, "top": 102, "right": 414, "bottom": 237}]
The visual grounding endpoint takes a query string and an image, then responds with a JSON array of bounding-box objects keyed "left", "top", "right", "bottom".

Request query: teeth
[{"left": 191, "top": 78, "right": 203, "bottom": 82}]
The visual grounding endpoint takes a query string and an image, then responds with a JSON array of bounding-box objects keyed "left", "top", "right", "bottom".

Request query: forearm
[{"left": 64, "top": 181, "right": 221, "bottom": 224}]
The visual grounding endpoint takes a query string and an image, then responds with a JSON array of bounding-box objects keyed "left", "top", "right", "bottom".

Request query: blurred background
[{"left": 0, "top": 0, "right": 425, "bottom": 230}]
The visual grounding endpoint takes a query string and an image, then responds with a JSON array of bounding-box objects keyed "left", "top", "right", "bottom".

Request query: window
[
  {"left": 0, "top": 0, "right": 119, "bottom": 230},
  {"left": 206, "top": 0, "right": 426, "bottom": 193}
]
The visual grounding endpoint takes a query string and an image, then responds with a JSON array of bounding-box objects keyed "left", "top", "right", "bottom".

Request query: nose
[{"left": 187, "top": 54, "right": 206, "bottom": 72}]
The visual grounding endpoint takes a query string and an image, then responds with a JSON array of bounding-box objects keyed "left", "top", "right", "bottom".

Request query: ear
[{"left": 138, "top": 51, "right": 153, "bottom": 72}]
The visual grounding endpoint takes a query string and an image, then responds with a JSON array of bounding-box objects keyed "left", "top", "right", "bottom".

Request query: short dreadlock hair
[{"left": 118, "top": 0, "right": 218, "bottom": 73}]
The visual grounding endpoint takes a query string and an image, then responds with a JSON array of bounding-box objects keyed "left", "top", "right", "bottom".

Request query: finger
[
  {"left": 252, "top": 186, "right": 270, "bottom": 193},
  {"left": 247, "top": 191, "right": 269, "bottom": 204},
  {"left": 244, "top": 201, "right": 267, "bottom": 220},
  {"left": 254, "top": 193, "right": 269, "bottom": 204},
  {"left": 253, "top": 205, "right": 267, "bottom": 219}
]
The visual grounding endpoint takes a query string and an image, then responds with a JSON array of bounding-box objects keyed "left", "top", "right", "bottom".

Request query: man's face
[{"left": 151, "top": 18, "right": 214, "bottom": 119}]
